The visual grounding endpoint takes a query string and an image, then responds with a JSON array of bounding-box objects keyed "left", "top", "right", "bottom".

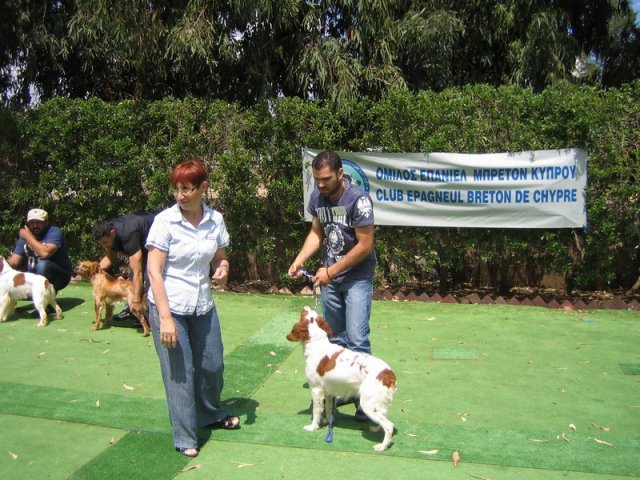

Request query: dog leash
[
  {"left": 299, "top": 269, "right": 337, "bottom": 443},
  {"left": 325, "top": 397, "right": 336, "bottom": 443},
  {"left": 299, "top": 269, "right": 336, "bottom": 443},
  {"left": 299, "top": 269, "right": 319, "bottom": 310}
]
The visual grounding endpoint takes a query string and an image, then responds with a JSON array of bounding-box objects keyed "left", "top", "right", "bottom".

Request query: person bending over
[{"left": 91, "top": 212, "right": 157, "bottom": 322}]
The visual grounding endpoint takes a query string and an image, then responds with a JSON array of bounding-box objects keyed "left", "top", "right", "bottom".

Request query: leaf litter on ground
[
  {"left": 591, "top": 423, "right": 610, "bottom": 431},
  {"left": 594, "top": 438, "right": 613, "bottom": 446},
  {"left": 180, "top": 464, "right": 202, "bottom": 472},
  {"left": 418, "top": 449, "right": 438, "bottom": 455},
  {"left": 232, "top": 461, "right": 258, "bottom": 468}
]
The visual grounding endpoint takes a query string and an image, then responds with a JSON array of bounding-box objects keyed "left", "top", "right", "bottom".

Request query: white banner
[{"left": 302, "top": 148, "right": 587, "bottom": 228}]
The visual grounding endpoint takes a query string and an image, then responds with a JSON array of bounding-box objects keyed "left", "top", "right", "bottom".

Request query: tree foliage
[{"left": 2, "top": 1, "right": 639, "bottom": 107}]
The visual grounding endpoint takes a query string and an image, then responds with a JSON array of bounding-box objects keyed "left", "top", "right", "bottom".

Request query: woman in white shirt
[{"left": 146, "top": 159, "right": 240, "bottom": 458}]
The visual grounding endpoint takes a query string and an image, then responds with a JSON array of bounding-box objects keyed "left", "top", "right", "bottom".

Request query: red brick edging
[
  {"left": 218, "top": 283, "right": 640, "bottom": 311},
  {"left": 368, "top": 290, "right": 640, "bottom": 311}
]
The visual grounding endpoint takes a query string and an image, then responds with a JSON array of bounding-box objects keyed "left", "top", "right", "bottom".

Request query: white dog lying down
[
  {"left": 0, "top": 256, "right": 62, "bottom": 327},
  {"left": 286, "top": 306, "right": 397, "bottom": 451}
]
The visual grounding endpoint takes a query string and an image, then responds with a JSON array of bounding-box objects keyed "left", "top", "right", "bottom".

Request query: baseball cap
[{"left": 27, "top": 208, "right": 48, "bottom": 222}]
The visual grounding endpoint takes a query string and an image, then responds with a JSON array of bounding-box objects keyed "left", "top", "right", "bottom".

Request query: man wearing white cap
[{"left": 7, "top": 208, "right": 73, "bottom": 293}]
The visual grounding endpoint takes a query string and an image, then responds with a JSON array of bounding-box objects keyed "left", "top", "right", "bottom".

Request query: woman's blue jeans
[
  {"left": 149, "top": 303, "right": 229, "bottom": 450},
  {"left": 321, "top": 278, "right": 373, "bottom": 354}
]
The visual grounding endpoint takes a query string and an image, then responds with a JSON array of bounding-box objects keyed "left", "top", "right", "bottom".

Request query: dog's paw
[
  {"left": 373, "top": 443, "right": 388, "bottom": 452},
  {"left": 304, "top": 423, "right": 320, "bottom": 432},
  {"left": 36, "top": 320, "right": 47, "bottom": 328}
]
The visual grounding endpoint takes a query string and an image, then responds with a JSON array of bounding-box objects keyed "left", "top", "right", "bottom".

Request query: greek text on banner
[{"left": 302, "top": 148, "right": 587, "bottom": 228}]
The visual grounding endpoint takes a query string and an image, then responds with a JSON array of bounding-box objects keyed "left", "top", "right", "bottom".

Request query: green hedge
[{"left": 1, "top": 82, "right": 638, "bottom": 293}]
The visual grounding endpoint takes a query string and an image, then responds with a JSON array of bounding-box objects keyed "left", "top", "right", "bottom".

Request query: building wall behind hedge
[{"left": 1, "top": 81, "right": 638, "bottom": 293}]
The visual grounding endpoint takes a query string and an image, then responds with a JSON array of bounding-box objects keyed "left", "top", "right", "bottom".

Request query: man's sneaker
[
  {"left": 354, "top": 405, "right": 370, "bottom": 422},
  {"left": 111, "top": 309, "right": 140, "bottom": 327},
  {"left": 334, "top": 396, "right": 356, "bottom": 408},
  {"left": 112, "top": 307, "right": 132, "bottom": 321}
]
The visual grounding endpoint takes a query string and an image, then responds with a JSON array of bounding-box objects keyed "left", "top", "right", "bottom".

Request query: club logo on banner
[
  {"left": 302, "top": 148, "right": 588, "bottom": 229},
  {"left": 342, "top": 158, "right": 371, "bottom": 193}
]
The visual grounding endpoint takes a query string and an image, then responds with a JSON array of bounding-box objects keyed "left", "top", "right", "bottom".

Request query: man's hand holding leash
[
  {"left": 289, "top": 267, "right": 322, "bottom": 309},
  {"left": 288, "top": 265, "right": 331, "bottom": 287}
]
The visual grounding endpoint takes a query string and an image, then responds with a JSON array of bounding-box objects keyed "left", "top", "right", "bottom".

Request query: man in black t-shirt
[
  {"left": 288, "top": 151, "right": 376, "bottom": 354},
  {"left": 91, "top": 212, "right": 157, "bottom": 321}
]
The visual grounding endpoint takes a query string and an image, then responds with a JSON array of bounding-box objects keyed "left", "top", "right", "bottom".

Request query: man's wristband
[{"left": 326, "top": 267, "right": 332, "bottom": 280}]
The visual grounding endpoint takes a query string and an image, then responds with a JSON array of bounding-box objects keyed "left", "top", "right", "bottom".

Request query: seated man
[
  {"left": 8, "top": 208, "right": 73, "bottom": 293},
  {"left": 91, "top": 212, "right": 157, "bottom": 322}
]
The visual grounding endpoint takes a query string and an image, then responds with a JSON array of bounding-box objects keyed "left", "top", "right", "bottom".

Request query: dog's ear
[
  {"left": 287, "top": 319, "right": 310, "bottom": 343},
  {"left": 316, "top": 316, "right": 333, "bottom": 337}
]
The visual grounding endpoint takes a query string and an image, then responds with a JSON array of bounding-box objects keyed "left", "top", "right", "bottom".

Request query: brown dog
[{"left": 74, "top": 261, "right": 150, "bottom": 336}]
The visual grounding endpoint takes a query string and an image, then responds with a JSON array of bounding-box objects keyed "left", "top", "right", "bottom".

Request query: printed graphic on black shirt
[
  {"left": 356, "top": 196, "right": 373, "bottom": 219},
  {"left": 325, "top": 224, "right": 345, "bottom": 260},
  {"left": 320, "top": 196, "right": 373, "bottom": 261}
]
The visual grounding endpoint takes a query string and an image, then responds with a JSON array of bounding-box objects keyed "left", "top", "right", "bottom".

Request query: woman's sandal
[
  {"left": 175, "top": 447, "right": 199, "bottom": 458},
  {"left": 209, "top": 415, "right": 241, "bottom": 430}
]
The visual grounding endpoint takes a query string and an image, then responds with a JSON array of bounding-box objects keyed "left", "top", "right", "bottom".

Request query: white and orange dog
[
  {"left": 286, "top": 306, "right": 397, "bottom": 451},
  {"left": 0, "top": 255, "right": 62, "bottom": 327}
]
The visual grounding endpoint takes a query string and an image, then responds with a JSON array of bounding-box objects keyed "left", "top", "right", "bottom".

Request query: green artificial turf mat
[
  {"left": 2, "top": 287, "right": 640, "bottom": 479},
  {"left": 0, "top": 414, "right": 126, "bottom": 480},
  {"left": 619, "top": 363, "right": 640, "bottom": 375},
  {"left": 224, "top": 312, "right": 299, "bottom": 385},
  {"left": 157, "top": 439, "right": 639, "bottom": 480},
  {"left": 0, "top": 381, "right": 170, "bottom": 432},
  {"left": 204, "top": 410, "right": 640, "bottom": 477},
  {"left": 432, "top": 345, "right": 478, "bottom": 360},
  {"left": 254, "top": 299, "right": 640, "bottom": 476},
  {"left": 68, "top": 430, "right": 189, "bottom": 480}
]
